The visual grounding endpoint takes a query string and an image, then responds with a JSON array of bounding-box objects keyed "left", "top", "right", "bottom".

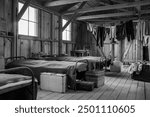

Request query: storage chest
[
  {"left": 85, "top": 70, "right": 105, "bottom": 88},
  {"left": 40, "top": 73, "right": 67, "bottom": 93}
]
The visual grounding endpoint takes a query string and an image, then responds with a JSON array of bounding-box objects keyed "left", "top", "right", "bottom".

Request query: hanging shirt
[
  {"left": 97, "top": 26, "right": 106, "bottom": 47},
  {"left": 145, "top": 20, "right": 150, "bottom": 35},
  {"left": 116, "top": 23, "right": 126, "bottom": 41},
  {"left": 125, "top": 20, "right": 135, "bottom": 41}
]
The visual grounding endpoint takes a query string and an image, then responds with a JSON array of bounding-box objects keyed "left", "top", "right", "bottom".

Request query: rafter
[
  {"left": 62, "top": 2, "right": 87, "bottom": 31},
  {"left": 17, "top": 0, "right": 32, "bottom": 22},
  {"left": 110, "top": 0, "right": 126, "bottom": 4},
  {"left": 59, "top": 3, "right": 79, "bottom": 13},
  {"left": 77, "top": 9, "right": 150, "bottom": 20},
  {"left": 45, "top": 0, "right": 89, "bottom": 7},
  {"left": 64, "top": 0, "right": 150, "bottom": 15}
]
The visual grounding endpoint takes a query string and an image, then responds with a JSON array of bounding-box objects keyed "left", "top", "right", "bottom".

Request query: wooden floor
[{"left": 37, "top": 69, "right": 150, "bottom": 100}]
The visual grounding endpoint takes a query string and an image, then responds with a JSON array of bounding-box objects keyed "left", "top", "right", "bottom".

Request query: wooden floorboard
[
  {"left": 117, "top": 77, "right": 133, "bottom": 100},
  {"left": 145, "top": 82, "right": 150, "bottom": 100},
  {"left": 135, "top": 81, "right": 145, "bottom": 100},
  {"left": 126, "top": 79, "right": 138, "bottom": 100},
  {"left": 37, "top": 70, "right": 149, "bottom": 100},
  {"left": 98, "top": 73, "right": 124, "bottom": 100},
  {"left": 88, "top": 74, "right": 119, "bottom": 100},
  {"left": 107, "top": 73, "right": 129, "bottom": 100}
]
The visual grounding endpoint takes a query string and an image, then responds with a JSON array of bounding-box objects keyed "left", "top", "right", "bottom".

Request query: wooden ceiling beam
[
  {"left": 17, "top": 0, "right": 32, "bottom": 22},
  {"left": 97, "top": 1, "right": 128, "bottom": 12},
  {"left": 62, "top": 2, "right": 87, "bottom": 31},
  {"left": 45, "top": 0, "right": 89, "bottom": 7},
  {"left": 64, "top": 0, "right": 150, "bottom": 15},
  {"left": 77, "top": 9, "right": 150, "bottom": 20},
  {"left": 110, "top": 0, "right": 126, "bottom": 4},
  {"left": 135, "top": 0, "right": 141, "bottom": 15}
]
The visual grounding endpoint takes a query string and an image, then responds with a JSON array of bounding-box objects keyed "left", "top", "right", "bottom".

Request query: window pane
[
  {"left": 18, "top": 20, "right": 28, "bottom": 35},
  {"left": 62, "top": 19, "right": 71, "bottom": 41},
  {"left": 62, "top": 19, "right": 67, "bottom": 26},
  {"left": 67, "top": 32, "right": 71, "bottom": 41},
  {"left": 29, "top": 22, "right": 38, "bottom": 36},
  {"left": 62, "top": 31, "right": 67, "bottom": 40},
  {"left": 66, "top": 24, "right": 71, "bottom": 31},
  {"left": 18, "top": 2, "right": 28, "bottom": 20},
  {"left": 29, "top": 6, "right": 38, "bottom": 22}
]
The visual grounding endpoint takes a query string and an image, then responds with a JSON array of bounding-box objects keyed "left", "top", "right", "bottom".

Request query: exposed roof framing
[
  {"left": 110, "top": 0, "right": 127, "bottom": 4},
  {"left": 17, "top": 0, "right": 32, "bottom": 22},
  {"left": 45, "top": 0, "right": 90, "bottom": 7},
  {"left": 35, "top": 0, "right": 150, "bottom": 24},
  {"left": 62, "top": 2, "right": 87, "bottom": 31},
  {"left": 59, "top": 3, "right": 79, "bottom": 13},
  {"left": 77, "top": 9, "right": 150, "bottom": 20},
  {"left": 64, "top": 1, "right": 150, "bottom": 15}
]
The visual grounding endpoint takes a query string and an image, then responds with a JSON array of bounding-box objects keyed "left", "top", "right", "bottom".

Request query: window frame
[
  {"left": 18, "top": 1, "right": 39, "bottom": 37},
  {"left": 62, "top": 19, "right": 72, "bottom": 41}
]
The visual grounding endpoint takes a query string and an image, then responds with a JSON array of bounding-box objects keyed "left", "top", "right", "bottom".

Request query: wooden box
[
  {"left": 85, "top": 70, "right": 105, "bottom": 88},
  {"left": 40, "top": 72, "right": 67, "bottom": 93}
]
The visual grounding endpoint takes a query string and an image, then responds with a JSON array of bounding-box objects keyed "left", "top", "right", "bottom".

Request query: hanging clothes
[
  {"left": 116, "top": 23, "right": 126, "bottom": 41},
  {"left": 143, "top": 46, "right": 149, "bottom": 61},
  {"left": 87, "top": 23, "right": 97, "bottom": 38},
  {"left": 97, "top": 26, "right": 106, "bottom": 47},
  {"left": 145, "top": 20, "right": 150, "bottom": 35},
  {"left": 125, "top": 20, "right": 135, "bottom": 41},
  {"left": 110, "top": 26, "right": 116, "bottom": 40}
]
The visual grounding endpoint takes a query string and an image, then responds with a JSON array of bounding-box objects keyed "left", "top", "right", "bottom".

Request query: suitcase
[
  {"left": 85, "top": 70, "right": 105, "bottom": 88},
  {"left": 40, "top": 72, "right": 67, "bottom": 93},
  {"left": 76, "top": 80, "right": 94, "bottom": 91}
]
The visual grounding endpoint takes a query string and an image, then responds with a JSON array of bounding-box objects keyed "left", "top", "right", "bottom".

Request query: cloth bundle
[{"left": 128, "top": 62, "right": 143, "bottom": 74}]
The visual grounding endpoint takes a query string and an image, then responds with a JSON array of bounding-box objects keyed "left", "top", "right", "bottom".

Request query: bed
[
  {"left": 0, "top": 67, "right": 37, "bottom": 100},
  {"left": 5, "top": 59, "right": 88, "bottom": 90},
  {"left": 43, "top": 56, "right": 111, "bottom": 71}
]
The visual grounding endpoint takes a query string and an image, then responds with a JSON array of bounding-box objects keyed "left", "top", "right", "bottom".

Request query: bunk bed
[
  {"left": 0, "top": 67, "right": 37, "bottom": 100},
  {"left": 5, "top": 57, "right": 88, "bottom": 90}
]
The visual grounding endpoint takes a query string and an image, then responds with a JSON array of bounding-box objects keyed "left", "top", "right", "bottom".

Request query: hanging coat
[{"left": 97, "top": 27, "right": 106, "bottom": 47}]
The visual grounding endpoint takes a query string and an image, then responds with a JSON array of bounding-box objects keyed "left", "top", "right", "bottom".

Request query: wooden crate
[{"left": 85, "top": 70, "right": 105, "bottom": 88}]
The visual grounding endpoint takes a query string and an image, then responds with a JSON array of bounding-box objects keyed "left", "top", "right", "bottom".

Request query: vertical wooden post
[
  {"left": 111, "top": 38, "right": 115, "bottom": 61},
  {"left": 12, "top": 0, "right": 18, "bottom": 57},
  {"left": 51, "top": 13, "right": 55, "bottom": 55},
  {"left": 58, "top": 15, "right": 62, "bottom": 55},
  {"left": 118, "top": 40, "right": 122, "bottom": 61}
]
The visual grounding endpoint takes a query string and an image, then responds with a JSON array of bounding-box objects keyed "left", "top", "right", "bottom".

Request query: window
[
  {"left": 62, "top": 19, "right": 71, "bottom": 41},
  {"left": 18, "top": 2, "right": 38, "bottom": 37}
]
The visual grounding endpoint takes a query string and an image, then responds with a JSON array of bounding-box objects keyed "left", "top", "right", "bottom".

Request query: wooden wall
[
  {"left": 1, "top": 0, "right": 148, "bottom": 63},
  {"left": 0, "top": 0, "right": 12, "bottom": 59}
]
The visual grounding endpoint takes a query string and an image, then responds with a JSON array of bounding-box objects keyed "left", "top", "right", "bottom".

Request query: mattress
[
  {"left": 47, "top": 56, "right": 107, "bottom": 70},
  {"left": 46, "top": 56, "right": 105, "bottom": 62},
  {"left": 0, "top": 74, "right": 32, "bottom": 92},
  {"left": 6, "top": 60, "right": 87, "bottom": 85}
]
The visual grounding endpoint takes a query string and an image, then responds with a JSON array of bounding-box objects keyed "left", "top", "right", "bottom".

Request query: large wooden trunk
[
  {"left": 40, "top": 73, "right": 67, "bottom": 93},
  {"left": 85, "top": 70, "right": 105, "bottom": 88}
]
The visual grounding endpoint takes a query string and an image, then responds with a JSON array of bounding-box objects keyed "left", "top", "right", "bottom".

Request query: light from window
[
  {"left": 62, "top": 19, "right": 71, "bottom": 41},
  {"left": 18, "top": 2, "right": 38, "bottom": 37}
]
